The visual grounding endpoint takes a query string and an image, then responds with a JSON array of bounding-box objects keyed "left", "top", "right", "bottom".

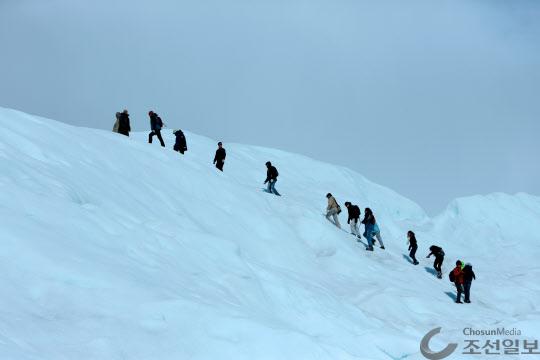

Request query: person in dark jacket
[
  {"left": 462, "top": 263, "right": 476, "bottom": 303},
  {"left": 407, "top": 230, "right": 419, "bottom": 265},
  {"left": 427, "top": 245, "right": 445, "bottom": 278},
  {"left": 362, "top": 208, "right": 385, "bottom": 251},
  {"left": 116, "top": 109, "right": 130, "bottom": 136},
  {"left": 173, "top": 129, "right": 187, "bottom": 154},
  {"left": 345, "top": 202, "right": 361, "bottom": 237},
  {"left": 264, "top": 161, "right": 280, "bottom": 196},
  {"left": 452, "top": 260, "right": 465, "bottom": 303},
  {"left": 148, "top": 111, "right": 165, "bottom": 147},
  {"left": 213, "top": 142, "right": 226, "bottom": 171}
]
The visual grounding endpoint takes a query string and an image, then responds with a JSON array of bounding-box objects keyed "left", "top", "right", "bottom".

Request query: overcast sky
[{"left": 1, "top": 0, "right": 539, "bottom": 214}]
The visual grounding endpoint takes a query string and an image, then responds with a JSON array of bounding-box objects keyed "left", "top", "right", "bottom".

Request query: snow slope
[{"left": 0, "top": 107, "right": 539, "bottom": 359}]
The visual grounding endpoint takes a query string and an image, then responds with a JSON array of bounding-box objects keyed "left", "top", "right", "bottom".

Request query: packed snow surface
[{"left": 1, "top": 107, "right": 539, "bottom": 359}]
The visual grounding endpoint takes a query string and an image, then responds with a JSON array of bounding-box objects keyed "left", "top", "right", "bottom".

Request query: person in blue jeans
[
  {"left": 264, "top": 161, "right": 280, "bottom": 196},
  {"left": 362, "top": 208, "right": 385, "bottom": 251}
]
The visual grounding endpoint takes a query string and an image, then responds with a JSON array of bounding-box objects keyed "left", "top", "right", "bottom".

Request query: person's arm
[
  {"left": 214, "top": 150, "right": 218, "bottom": 164},
  {"left": 472, "top": 271, "right": 476, "bottom": 280},
  {"left": 426, "top": 251, "right": 433, "bottom": 258},
  {"left": 223, "top": 149, "right": 226, "bottom": 160}
]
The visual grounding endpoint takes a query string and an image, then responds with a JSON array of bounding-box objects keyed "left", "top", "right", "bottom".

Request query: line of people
[
  {"left": 325, "top": 196, "right": 477, "bottom": 303},
  {"left": 325, "top": 194, "right": 385, "bottom": 251},
  {"left": 112, "top": 110, "right": 227, "bottom": 171},
  {"left": 411, "top": 232, "right": 477, "bottom": 304},
  {"left": 113, "top": 110, "right": 475, "bottom": 304}
]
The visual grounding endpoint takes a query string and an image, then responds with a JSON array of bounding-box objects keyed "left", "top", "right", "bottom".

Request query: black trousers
[
  {"left": 463, "top": 281, "right": 472, "bottom": 302},
  {"left": 215, "top": 160, "right": 224, "bottom": 171},
  {"left": 174, "top": 144, "right": 185, "bottom": 154},
  {"left": 455, "top": 283, "right": 464, "bottom": 302},
  {"left": 409, "top": 246, "right": 418, "bottom": 262},
  {"left": 149, "top": 130, "right": 165, "bottom": 147},
  {"left": 433, "top": 256, "right": 443, "bottom": 272}
]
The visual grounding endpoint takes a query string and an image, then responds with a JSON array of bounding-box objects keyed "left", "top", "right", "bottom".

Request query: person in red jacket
[{"left": 452, "top": 260, "right": 465, "bottom": 304}]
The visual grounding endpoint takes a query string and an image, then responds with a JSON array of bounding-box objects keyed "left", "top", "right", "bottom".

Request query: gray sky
[{"left": 1, "top": 0, "right": 539, "bottom": 215}]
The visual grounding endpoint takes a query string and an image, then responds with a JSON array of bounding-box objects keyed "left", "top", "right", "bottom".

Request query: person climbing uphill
[
  {"left": 325, "top": 193, "right": 341, "bottom": 229},
  {"left": 173, "top": 129, "right": 187, "bottom": 154},
  {"left": 407, "top": 230, "right": 419, "bottom": 265},
  {"left": 117, "top": 109, "right": 131, "bottom": 136},
  {"left": 427, "top": 245, "right": 445, "bottom": 278},
  {"left": 264, "top": 161, "right": 280, "bottom": 196},
  {"left": 344, "top": 202, "right": 360, "bottom": 237},
  {"left": 362, "top": 208, "right": 385, "bottom": 251},
  {"left": 462, "top": 263, "right": 476, "bottom": 303},
  {"left": 113, "top": 112, "right": 121, "bottom": 133},
  {"left": 450, "top": 260, "right": 465, "bottom": 303},
  {"left": 148, "top": 110, "right": 165, "bottom": 147},
  {"left": 213, "top": 142, "right": 226, "bottom": 171}
]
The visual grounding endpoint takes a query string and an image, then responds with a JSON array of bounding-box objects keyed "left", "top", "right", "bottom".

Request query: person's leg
[
  {"left": 410, "top": 247, "right": 418, "bottom": 263},
  {"left": 456, "top": 283, "right": 463, "bottom": 303},
  {"left": 267, "top": 181, "right": 272, "bottom": 193},
  {"left": 156, "top": 130, "right": 165, "bottom": 147},
  {"left": 464, "top": 281, "right": 471, "bottom": 303},
  {"left": 148, "top": 131, "right": 154, "bottom": 143},
  {"left": 374, "top": 232, "right": 385, "bottom": 248},
  {"left": 364, "top": 230, "right": 373, "bottom": 248},
  {"left": 326, "top": 208, "right": 336, "bottom": 222},
  {"left": 350, "top": 219, "right": 359, "bottom": 235},
  {"left": 270, "top": 180, "right": 280, "bottom": 196},
  {"left": 332, "top": 213, "right": 341, "bottom": 228},
  {"left": 216, "top": 161, "right": 224, "bottom": 171}
]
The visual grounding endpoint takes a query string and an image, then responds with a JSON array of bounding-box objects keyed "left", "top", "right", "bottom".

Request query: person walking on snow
[
  {"left": 427, "top": 245, "right": 445, "bottom": 278},
  {"left": 264, "top": 161, "right": 280, "bottom": 196},
  {"left": 148, "top": 111, "right": 165, "bottom": 147},
  {"left": 407, "top": 230, "right": 419, "bottom": 265},
  {"left": 117, "top": 110, "right": 131, "bottom": 136},
  {"left": 173, "top": 129, "right": 187, "bottom": 154},
  {"left": 213, "top": 142, "right": 226, "bottom": 171},
  {"left": 325, "top": 193, "right": 341, "bottom": 229},
  {"left": 451, "top": 260, "right": 465, "bottom": 303},
  {"left": 344, "top": 202, "right": 360, "bottom": 237},
  {"left": 113, "top": 112, "right": 121, "bottom": 133},
  {"left": 462, "top": 263, "right": 476, "bottom": 303},
  {"left": 362, "top": 208, "right": 385, "bottom": 251}
]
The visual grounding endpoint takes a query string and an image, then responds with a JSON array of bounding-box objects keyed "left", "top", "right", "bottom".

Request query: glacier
[{"left": 0, "top": 107, "right": 539, "bottom": 359}]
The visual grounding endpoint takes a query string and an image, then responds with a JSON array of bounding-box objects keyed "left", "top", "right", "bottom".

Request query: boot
[{"left": 365, "top": 246, "right": 374, "bottom": 251}]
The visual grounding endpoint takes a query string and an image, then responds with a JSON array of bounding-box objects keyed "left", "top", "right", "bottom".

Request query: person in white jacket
[{"left": 325, "top": 193, "right": 341, "bottom": 229}]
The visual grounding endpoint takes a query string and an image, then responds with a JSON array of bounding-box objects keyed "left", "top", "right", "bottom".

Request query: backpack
[{"left": 448, "top": 271, "right": 455, "bottom": 283}]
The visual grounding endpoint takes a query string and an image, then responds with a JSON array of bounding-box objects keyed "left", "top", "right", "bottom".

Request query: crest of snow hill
[{"left": 0, "top": 107, "right": 539, "bottom": 359}]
